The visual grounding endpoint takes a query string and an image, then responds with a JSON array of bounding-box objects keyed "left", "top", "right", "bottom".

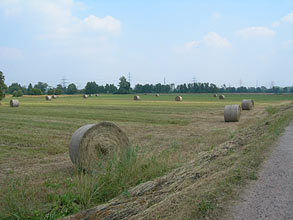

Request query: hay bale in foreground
[
  {"left": 175, "top": 96, "right": 182, "bottom": 101},
  {"left": 241, "top": 99, "right": 254, "bottom": 110},
  {"left": 134, "top": 95, "right": 140, "bottom": 100},
  {"left": 83, "top": 94, "right": 88, "bottom": 99},
  {"left": 10, "top": 99, "right": 19, "bottom": 107},
  {"left": 46, "top": 96, "right": 52, "bottom": 101},
  {"left": 219, "top": 94, "right": 225, "bottom": 100},
  {"left": 52, "top": 95, "right": 57, "bottom": 99},
  {"left": 213, "top": 94, "right": 218, "bottom": 97},
  {"left": 156, "top": 94, "right": 160, "bottom": 97},
  {"left": 69, "top": 122, "right": 130, "bottom": 172},
  {"left": 224, "top": 105, "right": 241, "bottom": 122}
]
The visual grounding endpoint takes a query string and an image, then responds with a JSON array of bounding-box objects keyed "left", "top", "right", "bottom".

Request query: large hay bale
[
  {"left": 156, "top": 93, "right": 160, "bottom": 97},
  {"left": 46, "top": 96, "right": 52, "bottom": 101},
  {"left": 83, "top": 94, "right": 88, "bottom": 99},
  {"left": 134, "top": 95, "right": 140, "bottom": 100},
  {"left": 96, "top": 94, "right": 99, "bottom": 97},
  {"left": 224, "top": 105, "right": 241, "bottom": 122},
  {"left": 175, "top": 96, "right": 182, "bottom": 101},
  {"left": 241, "top": 99, "right": 254, "bottom": 110},
  {"left": 219, "top": 94, "right": 225, "bottom": 100},
  {"left": 52, "top": 95, "right": 57, "bottom": 99},
  {"left": 69, "top": 122, "right": 130, "bottom": 172},
  {"left": 213, "top": 94, "right": 218, "bottom": 97},
  {"left": 10, "top": 99, "right": 19, "bottom": 107}
]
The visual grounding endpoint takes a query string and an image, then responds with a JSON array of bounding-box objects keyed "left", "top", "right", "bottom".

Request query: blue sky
[{"left": 0, "top": 0, "right": 293, "bottom": 88}]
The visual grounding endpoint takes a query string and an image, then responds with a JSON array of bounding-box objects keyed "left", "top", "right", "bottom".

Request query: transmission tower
[
  {"left": 61, "top": 76, "right": 68, "bottom": 88},
  {"left": 128, "top": 72, "right": 131, "bottom": 87}
]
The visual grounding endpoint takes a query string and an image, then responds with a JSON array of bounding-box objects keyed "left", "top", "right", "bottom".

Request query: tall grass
[{"left": 0, "top": 146, "right": 175, "bottom": 220}]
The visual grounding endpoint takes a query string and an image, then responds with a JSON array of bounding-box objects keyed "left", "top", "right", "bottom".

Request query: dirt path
[{"left": 225, "top": 122, "right": 293, "bottom": 220}]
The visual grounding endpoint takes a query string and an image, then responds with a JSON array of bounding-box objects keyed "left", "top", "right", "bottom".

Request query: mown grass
[
  {"left": 1, "top": 146, "right": 176, "bottom": 220},
  {"left": 0, "top": 94, "right": 292, "bottom": 219}
]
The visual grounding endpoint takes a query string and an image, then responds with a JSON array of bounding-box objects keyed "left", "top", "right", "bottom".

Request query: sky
[{"left": 0, "top": 0, "right": 293, "bottom": 89}]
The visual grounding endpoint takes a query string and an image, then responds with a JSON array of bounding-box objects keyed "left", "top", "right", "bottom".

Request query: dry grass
[{"left": 0, "top": 94, "right": 292, "bottom": 219}]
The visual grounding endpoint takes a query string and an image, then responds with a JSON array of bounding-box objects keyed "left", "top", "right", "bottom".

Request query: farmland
[{"left": 0, "top": 94, "right": 292, "bottom": 219}]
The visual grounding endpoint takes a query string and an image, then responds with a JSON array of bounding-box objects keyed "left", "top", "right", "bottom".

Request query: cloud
[
  {"left": 211, "top": 12, "right": 221, "bottom": 20},
  {"left": 0, "top": 47, "right": 23, "bottom": 59},
  {"left": 203, "top": 32, "right": 231, "bottom": 48},
  {"left": 272, "top": 12, "right": 293, "bottom": 27},
  {"left": 83, "top": 15, "right": 121, "bottom": 34},
  {"left": 281, "top": 40, "right": 293, "bottom": 49},
  {"left": 236, "top": 27, "right": 275, "bottom": 39},
  {"left": 184, "top": 40, "right": 200, "bottom": 49},
  {"left": 280, "top": 13, "right": 293, "bottom": 23},
  {"left": 0, "top": 0, "right": 121, "bottom": 41},
  {"left": 183, "top": 32, "right": 231, "bottom": 50}
]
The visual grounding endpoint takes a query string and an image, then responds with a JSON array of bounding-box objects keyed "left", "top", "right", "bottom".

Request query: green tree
[
  {"left": 67, "top": 83, "right": 78, "bottom": 94},
  {"left": 117, "top": 76, "right": 130, "bottom": 94},
  {"left": 30, "top": 88, "right": 42, "bottom": 95},
  {"left": 8, "top": 83, "right": 23, "bottom": 94},
  {"left": 0, "top": 71, "right": 7, "bottom": 101},
  {"left": 85, "top": 81, "right": 98, "bottom": 94},
  {"left": 34, "top": 82, "right": 48, "bottom": 94}
]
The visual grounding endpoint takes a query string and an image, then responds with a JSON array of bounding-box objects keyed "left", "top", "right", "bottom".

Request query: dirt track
[{"left": 225, "top": 122, "right": 293, "bottom": 220}]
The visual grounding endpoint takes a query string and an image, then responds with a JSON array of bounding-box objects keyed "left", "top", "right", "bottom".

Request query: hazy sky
[{"left": 0, "top": 0, "right": 293, "bottom": 88}]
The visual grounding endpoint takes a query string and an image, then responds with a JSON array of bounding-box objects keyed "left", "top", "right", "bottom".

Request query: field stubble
[{"left": 0, "top": 94, "right": 292, "bottom": 219}]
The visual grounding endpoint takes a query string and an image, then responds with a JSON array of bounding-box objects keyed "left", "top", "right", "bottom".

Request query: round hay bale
[
  {"left": 175, "top": 96, "right": 182, "bottom": 101},
  {"left": 10, "top": 99, "right": 19, "bottom": 107},
  {"left": 69, "top": 122, "right": 130, "bottom": 172},
  {"left": 96, "top": 94, "right": 99, "bottom": 97},
  {"left": 134, "top": 95, "right": 140, "bottom": 100},
  {"left": 219, "top": 94, "right": 225, "bottom": 100},
  {"left": 156, "top": 93, "right": 160, "bottom": 97},
  {"left": 213, "top": 94, "right": 218, "bottom": 97},
  {"left": 224, "top": 105, "right": 241, "bottom": 122},
  {"left": 46, "top": 96, "right": 52, "bottom": 101},
  {"left": 83, "top": 94, "right": 88, "bottom": 99},
  {"left": 52, "top": 95, "right": 57, "bottom": 99},
  {"left": 241, "top": 99, "right": 254, "bottom": 110}
]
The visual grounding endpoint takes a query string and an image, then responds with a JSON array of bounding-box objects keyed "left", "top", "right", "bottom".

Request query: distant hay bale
[
  {"left": 219, "top": 94, "right": 225, "bottom": 100},
  {"left": 175, "top": 96, "right": 182, "bottom": 101},
  {"left": 96, "top": 94, "right": 99, "bottom": 97},
  {"left": 213, "top": 94, "right": 218, "bottom": 97},
  {"left": 156, "top": 94, "right": 160, "bottom": 97},
  {"left": 10, "top": 99, "right": 19, "bottom": 107},
  {"left": 89, "top": 94, "right": 92, "bottom": 97},
  {"left": 46, "top": 96, "right": 52, "bottom": 101},
  {"left": 224, "top": 105, "right": 241, "bottom": 122},
  {"left": 134, "top": 95, "right": 140, "bottom": 100},
  {"left": 241, "top": 99, "right": 254, "bottom": 110},
  {"left": 69, "top": 122, "right": 130, "bottom": 172},
  {"left": 83, "top": 95, "right": 88, "bottom": 99},
  {"left": 52, "top": 95, "right": 57, "bottom": 99}
]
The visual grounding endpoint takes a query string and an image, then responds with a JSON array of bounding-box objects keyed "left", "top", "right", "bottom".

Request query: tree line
[{"left": 1, "top": 72, "right": 293, "bottom": 98}]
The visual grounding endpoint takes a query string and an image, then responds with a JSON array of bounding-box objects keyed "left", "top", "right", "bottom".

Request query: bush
[{"left": 29, "top": 88, "right": 42, "bottom": 95}]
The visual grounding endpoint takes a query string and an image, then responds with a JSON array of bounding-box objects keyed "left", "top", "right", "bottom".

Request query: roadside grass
[
  {"left": 0, "top": 94, "right": 292, "bottom": 219},
  {"left": 180, "top": 104, "right": 293, "bottom": 219},
  {"left": 0, "top": 145, "right": 177, "bottom": 220}
]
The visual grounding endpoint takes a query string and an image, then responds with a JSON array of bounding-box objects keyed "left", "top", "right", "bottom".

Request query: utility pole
[{"left": 164, "top": 77, "right": 166, "bottom": 85}]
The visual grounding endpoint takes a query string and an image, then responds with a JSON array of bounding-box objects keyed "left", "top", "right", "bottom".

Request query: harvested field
[{"left": 0, "top": 94, "right": 292, "bottom": 220}]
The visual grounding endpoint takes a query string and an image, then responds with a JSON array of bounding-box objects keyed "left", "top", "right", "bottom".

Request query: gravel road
[{"left": 226, "top": 122, "right": 293, "bottom": 220}]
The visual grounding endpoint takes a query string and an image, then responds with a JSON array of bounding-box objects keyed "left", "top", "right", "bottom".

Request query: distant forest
[{"left": 4, "top": 75, "right": 293, "bottom": 97}]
